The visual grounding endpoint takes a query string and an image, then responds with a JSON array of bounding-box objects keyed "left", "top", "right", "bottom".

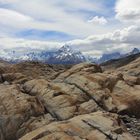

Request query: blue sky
[
  {"left": 16, "top": 30, "right": 76, "bottom": 41},
  {"left": 0, "top": 0, "right": 140, "bottom": 57},
  {"left": 0, "top": 0, "right": 118, "bottom": 40}
]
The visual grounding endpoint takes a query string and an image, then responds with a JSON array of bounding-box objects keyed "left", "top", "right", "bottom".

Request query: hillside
[
  {"left": 0, "top": 55, "right": 140, "bottom": 140},
  {"left": 101, "top": 53, "right": 140, "bottom": 70}
]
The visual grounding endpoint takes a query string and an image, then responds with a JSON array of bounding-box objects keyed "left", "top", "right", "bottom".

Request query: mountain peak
[
  {"left": 131, "top": 48, "right": 139, "bottom": 54},
  {"left": 46, "top": 45, "right": 89, "bottom": 64},
  {"left": 59, "top": 44, "right": 73, "bottom": 52}
]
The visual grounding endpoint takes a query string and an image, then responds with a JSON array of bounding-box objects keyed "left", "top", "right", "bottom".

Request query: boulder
[
  {"left": 0, "top": 84, "right": 46, "bottom": 140},
  {"left": 20, "top": 112, "right": 135, "bottom": 140},
  {"left": 1, "top": 73, "right": 28, "bottom": 84},
  {"left": 0, "top": 61, "right": 139, "bottom": 140},
  {"left": 112, "top": 80, "right": 140, "bottom": 117}
]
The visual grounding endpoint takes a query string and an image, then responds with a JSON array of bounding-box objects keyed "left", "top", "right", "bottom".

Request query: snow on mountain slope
[
  {"left": 47, "top": 45, "right": 88, "bottom": 64},
  {"left": 0, "top": 45, "right": 94, "bottom": 64},
  {"left": 0, "top": 45, "right": 139, "bottom": 64}
]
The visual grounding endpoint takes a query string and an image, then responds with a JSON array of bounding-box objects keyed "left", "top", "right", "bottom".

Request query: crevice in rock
[
  {"left": 43, "top": 104, "right": 61, "bottom": 121},
  {"left": 20, "top": 84, "right": 36, "bottom": 96},
  {"left": 82, "top": 119, "right": 117, "bottom": 140},
  {"left": 0, "top": 126, "right": 6, "bottom": 140},
  {"left": 32, "top": 131, "right": 51, "bottom": 140},
  {"left": 64, "top": 130, "right": 88, "bottom": 140},
  {"left": 64, "top": 81, "right": 107, "bottom": 112}
]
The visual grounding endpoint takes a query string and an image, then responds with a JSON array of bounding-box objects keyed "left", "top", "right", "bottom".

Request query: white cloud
[
  {"left": 115, "top": 0, "right": 140, "bottom": 22},
  {"left": 0, "top": 0, "right": 114, "bottom": 37},
  {"left": 0, "top": 8, "right": 32, "bottom": 21},
  {"left": 68, "top": 25, "right": 140, "bottom": 56},
  {"left": 0, "top": 0, "right": 17, "bottom": 3},
  {"left": 0, "top": 25, "right": 140, "bottom": 58},
  {"left": 0, "top": 8, "right": 33, "bottom": 29},
  {"left": 0, "top": 37, "right": 62, "bottom": 51},
  {"left": 88, "top": 16, "right": 108, "bottom": 25},
  {"left": 0, "top": 0, "right": 139, "bottom": 58}
]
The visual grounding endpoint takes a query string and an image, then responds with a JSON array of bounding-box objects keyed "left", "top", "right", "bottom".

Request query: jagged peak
[
  {"left": 59, "top": 44, "right": 73, "bottom": 52},
  {"left": 131, "top": 48, "right": 139, "bottom": 54}
]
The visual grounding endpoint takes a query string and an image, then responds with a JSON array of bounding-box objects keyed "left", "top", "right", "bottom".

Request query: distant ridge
[
  {"left": 97, "top": 48, "right": 140, "bottom": 63},
  {"left": 47, "top": 45, "right": 87, "bottom": 64},
  {"left": 101, "top": 52, "right": 140, "bottom": 69},
  {"left": 0, "top": 46, "right": 139, "bottom": 64}
]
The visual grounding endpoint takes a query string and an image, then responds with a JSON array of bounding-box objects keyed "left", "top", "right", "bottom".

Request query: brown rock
[
  {"left": 0, "top": 84, "right": 46, "bottom": 140},
  {"left": 20, "top": 112, "right": 135, "bottom": 140},
  {"left": 0, "top": 60, "right": 139, "bottom": 140}
]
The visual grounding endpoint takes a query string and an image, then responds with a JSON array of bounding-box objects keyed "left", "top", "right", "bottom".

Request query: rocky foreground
[{"left": 0, "top": 56, "right": 140, "bottom": 140}]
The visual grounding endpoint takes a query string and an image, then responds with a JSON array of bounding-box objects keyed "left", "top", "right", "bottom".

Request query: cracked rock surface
[{"left": 0, "top": 60, "right": 139, "bottom": 140}]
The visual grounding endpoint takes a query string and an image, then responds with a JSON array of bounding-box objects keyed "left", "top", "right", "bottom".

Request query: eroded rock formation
[{"left": 0, "top": 59, "right": 139, "bottom": 140}]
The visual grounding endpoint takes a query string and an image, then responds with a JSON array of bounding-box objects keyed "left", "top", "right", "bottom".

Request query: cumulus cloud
[
  {"left": 0, "top": 37, "right": 64, "bottom": 51},
  {"left": 0, "top": 25, "right": 140, "bottom": 58},
  {"left": 115, "top": 0, "right": 140, "bottom": 22},
  {"left": 68, "top": 25, "right": 140, "bottom": 57},
  {"left": 116, "top": 9, "right": 140, "bottom": 21},
  {"left": 0, "top": 0, "right": 139, "bottom": 58},
  {"left": 0, "top": 0, "right": 113, "bottom": 37},
  {"left": 0, "top": 8, "right": 33, "bottom": 29},
  {"left": 88, "top": 16, "right": 108, "bottom": 25}
]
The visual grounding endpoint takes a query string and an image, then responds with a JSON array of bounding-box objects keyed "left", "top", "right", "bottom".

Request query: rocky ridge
[{"left": 0, "top": 56, "right": 139, "bottom": 140}]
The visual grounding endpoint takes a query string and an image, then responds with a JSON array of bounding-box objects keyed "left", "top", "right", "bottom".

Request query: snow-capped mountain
[
  {"left": 47, "top": 45, "right": 88, "bottom": 64},
  {"left": 97, "top": 48, "right": 140, "bottom": 64},
  {"left": 25, "top": 45, "right": 91, "bottom": 64},
  {"left": 126, "top": 48, "right": 140, "bottom": 56},
  {"left": 26, "top": 51, "right": 55, "bottom": 62},
  {"left": 0, "top": 45, "right": 139, "bottom": 64},
  {"left": 0, "top": 47, "right": 45, "bottom": 63},
  {"left": 98, "top": 52, "right": 121, "bottom": 63},
  {"left": 0, "top": 45, "right": 93, "bottom": 64}
]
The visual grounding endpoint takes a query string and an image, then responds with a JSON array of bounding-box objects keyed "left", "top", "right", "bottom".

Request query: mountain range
[
  {"left": 0, "top": 45, "right": 139, "bottom": 64},
  {"left": 0, "top": 51, "right": 140, "bottom": 139},
  {"left": 98, "top": 48, "right": 140, "bottom": 63}
]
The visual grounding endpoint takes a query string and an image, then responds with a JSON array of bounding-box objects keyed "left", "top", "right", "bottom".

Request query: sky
[{"left": 0, "top": 0, "right": 140, "bottom": 57}]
